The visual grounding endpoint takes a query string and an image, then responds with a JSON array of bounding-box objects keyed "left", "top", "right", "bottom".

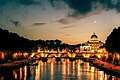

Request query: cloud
[
  {"left": 55, "top": 18, "right": 71, "bottom": 24},
  {"left": 49, "top": 0, "right": 120, "bottom": 19},
  {"left": 98, "top": 0, "right": 120, "bottom": 12},
  {"left": 49, "top": 0, "right": 61, "bottom": 8},
  {"left": 16, "top": 0, "right": 120, "bottom": 19},
  {"left": 63, "top": 0, "right": 96, "bottom": 14},
  {"left": 10, "top": 20, "right": 21, "bottom": 27},
  {"left": 60, "top": 25, "right": 74, "bottom": 29},
  {"left": 56, "top": 11, "right": 99, "bottom": 25},
  {"left": 32, "top": 22, "right": 46, "bottom": 26},
  {"left": 49, "top": 0, "right": 68, "bottom": 10},
  {"left": 75, "top": 12, "right": 100, "bottom": 20},
  {"left": 65, "top": 34, "right": 70, "bottom": 36},
  {"left": 0, "top": 0, "right": 7, "bottom": 5},
  {"left": 63, "top": 0, "right": 120, "bottom": 14},
  {"left": 18, "top": 0, "right": 41, "bottom": 6}
]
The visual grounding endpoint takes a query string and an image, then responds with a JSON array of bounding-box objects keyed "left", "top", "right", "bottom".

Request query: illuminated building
[{"left": 80, "top": 33, "right": 104, "bottom": 52}]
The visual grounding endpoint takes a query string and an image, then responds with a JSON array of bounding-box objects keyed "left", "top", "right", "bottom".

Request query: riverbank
[
  {"left": 0, "top": 58, "right": 38, "bottom": 71},
  {"left": 90, "top": 58, "right": 120, "bottom": 78}
]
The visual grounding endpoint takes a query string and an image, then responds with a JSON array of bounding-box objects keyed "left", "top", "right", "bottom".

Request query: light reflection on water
[{"left": 0, "top": 58, "right": 120, "bottom": 80}]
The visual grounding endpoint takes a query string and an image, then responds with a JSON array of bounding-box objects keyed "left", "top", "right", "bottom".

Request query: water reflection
[{"left": 0, "top": 58, "right": 120, "bottom": 80}]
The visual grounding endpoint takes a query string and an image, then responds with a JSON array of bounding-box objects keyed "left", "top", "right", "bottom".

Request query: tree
[
  {"left": 105, "top": 27, "right": 120, "bottom": 53},
  {"left": 0, "top": 28, "right": 32, "bottom": 53}
]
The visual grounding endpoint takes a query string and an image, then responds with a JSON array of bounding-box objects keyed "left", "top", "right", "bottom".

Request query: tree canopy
[
  {"left": 0, "top": 28, "right": 78, "bottom": 53},
  {"left": 0, "top": 28, "right": 32, "bottom": 52},
  {"left": 105, "top": 27, "right": 120, "bottom": 53}
]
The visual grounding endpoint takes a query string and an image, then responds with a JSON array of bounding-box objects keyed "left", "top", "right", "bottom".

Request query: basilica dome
[
  {"left": 91, "top": 33, "right": 98, "bottom": 39},
  {"left": 90, "top": 33, "right": 99, "bottom": 42},
  {"left": 81, "top": 32, "right": 103, "bottom": 51}
]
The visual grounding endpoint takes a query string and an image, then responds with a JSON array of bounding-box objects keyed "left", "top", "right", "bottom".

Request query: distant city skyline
[{"left": 0, "top": 0, "right": 120, "bottom": 44}]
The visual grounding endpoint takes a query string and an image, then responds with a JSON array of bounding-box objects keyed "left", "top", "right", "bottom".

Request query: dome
[
  {"left": 91, "top": 33, "right": 98, "bottom": 39},
  {"left": 90, "top": 33, "right": 99, "bottom": 42}
]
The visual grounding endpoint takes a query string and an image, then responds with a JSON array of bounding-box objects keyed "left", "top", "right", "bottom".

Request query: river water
[{"left": 0, "top": 58, "right": 119, "bottom": 80}]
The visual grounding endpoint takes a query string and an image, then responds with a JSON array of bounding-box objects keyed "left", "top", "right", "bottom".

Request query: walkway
[
  {"left": 91, "top": 59, "right": 120, "bottom": 77},
  {"left": 0, "top": 58, "right": 38, "bottom": 69},
  {"left": 92, "top": 59, "right": 120, "bottom": 71}
]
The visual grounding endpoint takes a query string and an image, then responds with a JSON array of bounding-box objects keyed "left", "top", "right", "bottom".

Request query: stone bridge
[{"left": 32, "top": 51, "right": 107, "bottom": 59}]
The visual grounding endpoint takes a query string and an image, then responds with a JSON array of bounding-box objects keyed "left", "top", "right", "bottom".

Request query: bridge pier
[
  {"left": 69, "top": 58, "right": 75, "bottom": 61},
  {"left": 83, "top": 58, "right": 89, "bottom": 62},
  {"left": 41, "top": 57, "right": 48, "bottom": 62},
  {"left": 55, "top": 57, "right": 61, "bottom": 61}
]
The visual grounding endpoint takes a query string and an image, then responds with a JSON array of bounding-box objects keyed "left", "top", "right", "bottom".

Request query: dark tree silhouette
[
  {"left": 0, "top": 27, "right": 80, "bottom": 62},
  {"left": 0, "top": 28, "right": 32, "bottom": 53},
  {"left": 105, "top": 27, "right": 120, "bottom": 53}
]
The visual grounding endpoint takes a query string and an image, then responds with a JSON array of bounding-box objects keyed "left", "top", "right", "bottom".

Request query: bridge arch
[
  {"left": 47, "top": 53, "right": 56, "bottom": 58},
  {"left": 60, "top": 53, "right": 69, "bottom": 58},
  {"left": 75, "top": 54, "right": 83, "bottom": 58},
  {"left": 35, "top": 52, "right": 105, "bottom": 59}
]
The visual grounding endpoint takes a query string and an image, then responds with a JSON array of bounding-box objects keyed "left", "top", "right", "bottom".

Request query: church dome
[
  {"left": 90, "top": 33, "right": 99, "bottom": 42},
  {"left": 91, "top": 33, "right": 98, "bottom": 39}
]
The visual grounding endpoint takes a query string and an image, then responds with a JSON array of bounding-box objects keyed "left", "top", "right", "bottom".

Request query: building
[{"left": 80, "top": 33, "right": 104, "bottom": 53}]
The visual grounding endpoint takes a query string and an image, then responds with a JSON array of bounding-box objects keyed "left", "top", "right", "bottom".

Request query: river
[{"left": 0, "top": 58, "right": 119, "bottom": 80}]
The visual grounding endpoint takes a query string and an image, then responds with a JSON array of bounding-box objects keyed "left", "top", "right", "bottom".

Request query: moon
[{"left": 94, "top": 20, "right": 96, "bottom": 23}]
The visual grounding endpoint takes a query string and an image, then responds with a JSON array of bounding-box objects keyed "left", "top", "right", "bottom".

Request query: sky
[{"left": 1, "top": 0, "right": 120, "bottom": 44}]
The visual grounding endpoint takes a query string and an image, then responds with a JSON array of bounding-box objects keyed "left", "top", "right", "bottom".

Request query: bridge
[{"left": 30, "top": 51, "right": 108, "bottom": 62}]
